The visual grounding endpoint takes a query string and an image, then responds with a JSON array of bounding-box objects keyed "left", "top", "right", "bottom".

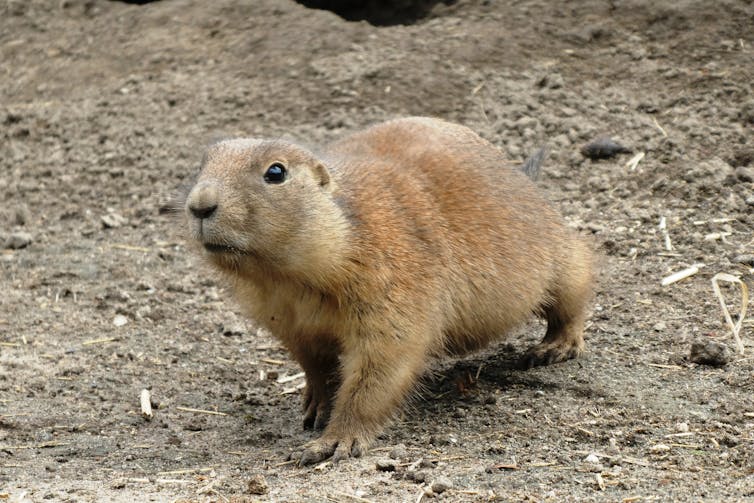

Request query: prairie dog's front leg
[
  {"left": 295, "top": 318, "right": 432, "bottom": 465},
  {"left": 288, "top": 343, "right": 340, "bottom": 431}
]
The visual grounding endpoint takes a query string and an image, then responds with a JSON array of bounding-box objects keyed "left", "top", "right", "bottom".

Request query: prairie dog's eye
[{"left": 264, "top": 163, "right": 287, "bottom": 184}]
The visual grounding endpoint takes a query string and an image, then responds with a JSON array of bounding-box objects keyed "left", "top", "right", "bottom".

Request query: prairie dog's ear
[{"left": 312, "top": 162, "right": 336, "bottom": 192}]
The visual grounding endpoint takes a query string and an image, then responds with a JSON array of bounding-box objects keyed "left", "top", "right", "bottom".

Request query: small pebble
[
  {"left": 407, "top": 470, "right": 427, "bottom": 483},
  {"left": 581, "top": 137, "right": 632, "bottom": 160},
  {"left": 389, "top": 443, "right": 408, "bottom": 460},
  {"left": 4, "top": 231, "right": 33, "bottom": 249},
  {"left": 676, "top": 422, "right": 689, "bottom": 433},
  {"left": 14, "top": 204, "right": 31, "bottom": 225},
  {"left": 101, "top": 212, "right": 128, "bottom": 229},
  {"left": 222, "top": 320, "right": 246, "bottom": 336},
  {"left": 376, "top": 459, "right": 397, "bottom": 472},
  {"left": 584, "top": 453, "right": 600, "bottom": 464},
  {"left": 581, "top": 461, "right": 604, "bottom": 473},
  {"left": 689, "top": 340, "right": 732, "bottom": 367},
  {"left": 246, "top": 474, "right": 269, "bottom": 495},
  {"left": 537, "top": 72, "right": 564, "bottom": 89},
  {"left": 110, "top": 479, "right": 127, "bottom": 490},
  {"left": 430, "top": 476, "right": 453, "bottom": 494},
  {"left": 650, "top": 443, "right": 671, "bottom": 453},
  {"left": 113, "top": 315, "right": 129, "bottom": 327},
  {"left": 653, "top": 321, "right": 666, "bottom": 332},
  {"left": 735, "top": 166, "right": 754, "bottom": 182},
  {"left": 733, "top": 254, "right": 754, "bottom": 267}
]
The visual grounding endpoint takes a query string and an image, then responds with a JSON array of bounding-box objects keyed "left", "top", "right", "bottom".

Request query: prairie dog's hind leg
[{"left": 521, "top": 243, "right": 593, "bottom": 369}]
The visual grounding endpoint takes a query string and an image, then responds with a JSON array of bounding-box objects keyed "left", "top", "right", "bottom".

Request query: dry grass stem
[
  {"left": 658, "top": 216, "right": 673, "bottom": 251},
  {"left": 647, "top": 363, "right": 683, "bottom": 370},
  {"left": 82, "top": 337, "right": 118, "bottom": 346},
  {"left": 156, "top": 467, "right": 213, "bottom": 476},
  {"left": 661, "top": 265, "right": 701, "bottom": 286},
  {"left": 281, "top": 382, "right": 307, "bottom": 395},
  {"left": 651, "top": 117, "right": 668, "bottom": 137},
  {"left": 276, "top": 371, "right": 305, "bottom": 384},
  {"left": 260, "top": 358, "right": 286, "bottom": 365},
  {"left": 111, "top": 244, "right": 152, "bottom": 253},
  {"left": 332, "top": 491, "right": 375, "bottom": 503},
  {"left": 626, "top": 152, "right": 646, "bottom": 171},
  {"left": 711, "top": 273, "right": 748, "bottom": 355},
  {"left": 175, "top": 406, "right": 227, "bottom": 416}
]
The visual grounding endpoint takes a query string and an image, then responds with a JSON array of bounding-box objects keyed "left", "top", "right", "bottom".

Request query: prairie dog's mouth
[{"left": 203, "top": 242, "right": 238, "bottom": 254}]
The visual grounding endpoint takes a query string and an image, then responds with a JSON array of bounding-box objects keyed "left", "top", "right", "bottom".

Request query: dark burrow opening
[{"left": 294, "top": 0, "right": 457, "bottom": 26}]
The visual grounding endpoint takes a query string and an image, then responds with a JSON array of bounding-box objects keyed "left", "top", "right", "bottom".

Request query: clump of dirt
[{"left": 1, "top": 0, "right": 752, "bottom": 501}]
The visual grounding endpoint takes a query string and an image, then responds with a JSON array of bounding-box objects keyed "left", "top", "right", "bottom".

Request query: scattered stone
[
  {"left": 389, "top": 443, "right": 408, "bottom": 460},
  {"left": 728, "top": 147, "right": 754, "bottom": 167},
  {"left": 747, "top": 195, "right": 754, "bottom": 206},
  {"left": 652, "top": 321, "right": 667, "bottom": 332},
  {"left": 406, "top": 470, "right": 428, "bottom": 483},
  {"left": 376, "top": 458, "right": 397, "bottom": 472},
  {"left": 584, "top": 453, "right": 601, "bottom": 464},
  {"left": 113, "top": 315, "right": 129, "bottom": 327},
  {"left": 580, "top": 461, "right": 604, "bottom": 473},
  {"left": 676, "top": 422, "right": 689, "bottom": 433},
  {"left": 4, "top": 231, "right": 33, "bottom": 249},
  {"left": 689, "top": 340, "right": 732, "bottom": 367},
  {"left": 222, "top": 320, "right": 246, "bottom": 336},
  {"left": 733, "top": 254, "right": 754, "bottom": 267},
  {"left": 537, "top": 72, "right": 564, "bottom": 89},
  {"left": 110, "top": 478, "right": 127, "bottom": 490},
  {"left": 419, "top": 459, "right": 437, "bottom": 469},
  {"left": 735, "top": 166, "right": 754, "bottom": 182},
  {"left": 430, "top": 476, "right": 453, "bottom": 494},
  {"left": 650, "top": 443, "right": 671, "bottom": 453},
  {"left": 580, "top": 137, "right": 632, "bottom": 160},
  {"left": 14, "top": 204, "right": 31, "bottom": 225},
  {"left": 101, "top": 212, "right": 128, "bottom": 229},
  {"left": 245, "top": 474, "right": 269, "bottom": 495}
]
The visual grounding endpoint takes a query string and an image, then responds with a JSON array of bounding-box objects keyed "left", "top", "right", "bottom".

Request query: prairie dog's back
[{"left": 324, "top": 118, "right": 578, "bottom": 352}]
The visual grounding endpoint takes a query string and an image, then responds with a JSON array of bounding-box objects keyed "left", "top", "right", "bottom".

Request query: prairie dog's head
[{"left": 186, "top": 139, "right": 350, "bottom": 278}]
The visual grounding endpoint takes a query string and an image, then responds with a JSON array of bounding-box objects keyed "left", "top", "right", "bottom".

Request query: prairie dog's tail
[{"left": 520, "top": 147, "right": 547, "bottom": 181}]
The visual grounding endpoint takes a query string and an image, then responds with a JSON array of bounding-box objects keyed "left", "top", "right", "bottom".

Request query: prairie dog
[{"left": 185, "top": 117, "right": 593, "bottom": 465}]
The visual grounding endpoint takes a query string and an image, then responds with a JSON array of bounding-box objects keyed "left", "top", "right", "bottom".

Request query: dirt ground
[{"left": 1, "top": 0, "right": 753, "bottom": 501}]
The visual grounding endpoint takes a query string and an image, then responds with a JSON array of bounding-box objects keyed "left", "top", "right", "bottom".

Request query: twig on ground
[
  {"left": 711, "top": 273, "right": 749, "bottom": 355},
  {"left": 281, "top": 382, "right": 307, "bottom": 395},
  {"left": 260, "top": 358, "right": 286, "bottom": 365},
  {"left": 175, "top": 406, "right": 227, "bottom": 416},
  {"left": 625, "top": 152, "right": 645, "bottom": 171},
  {"left": 332, "top": 491, "right": 376, "bottom": 503},
  {"left": 111, "top": 244, "right": 151, "bottom": 253},
  {"left": 277, "top": 371, "right": 305, "bottom": 384},
  {"left": 661, "top": 265, "right": 702, "bottom": 286},
  {"left": 140, "top": 389, "right": 153, "bottom": 420},
  {"left": 658, "top": 216, "right": 673, "bottom": 251},
  {"left": 156, "top": 467, "right": 213, "bottom": 476},
  {"left": 652, "top": 117, "right": 668, "bottom": 137},
  {"left": 82, "top": 337, "right": 118, "bottom": 345}
]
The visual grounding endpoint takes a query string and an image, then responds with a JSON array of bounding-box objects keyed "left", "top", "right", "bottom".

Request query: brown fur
[{"left": 184, "top": 117, "right": 594, "bottom": 465}]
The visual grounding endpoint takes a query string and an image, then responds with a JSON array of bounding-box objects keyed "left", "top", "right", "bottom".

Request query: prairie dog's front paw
[{"left": 293, "top": 435, "right": 367, "bottom": 466}]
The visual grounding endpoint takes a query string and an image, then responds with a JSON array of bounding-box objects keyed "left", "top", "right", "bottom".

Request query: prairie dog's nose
[{"left": 187, "top": 181, "right": 219, "bottom": 220}]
